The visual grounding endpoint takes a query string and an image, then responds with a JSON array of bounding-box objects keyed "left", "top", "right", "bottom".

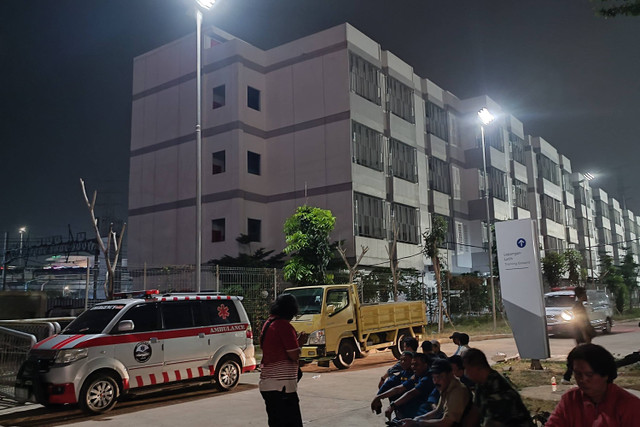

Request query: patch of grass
[
  {"left": 613, "top": 307, "right": 640, "bottom": 321},
  {"left": 426, "top": 314, "right": 513, "bottom": 338}
]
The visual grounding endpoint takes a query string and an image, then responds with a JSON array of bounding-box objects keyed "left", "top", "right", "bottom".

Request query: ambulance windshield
[{"left": 63, "top": 304, "right": 125, "bottom": 334}]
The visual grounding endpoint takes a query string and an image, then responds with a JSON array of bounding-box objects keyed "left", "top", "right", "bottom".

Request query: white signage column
[{"left": 495, "top": 219, "right": 549, "bottom": 359}]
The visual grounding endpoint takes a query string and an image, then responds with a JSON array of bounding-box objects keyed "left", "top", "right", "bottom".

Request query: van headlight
[
  {"left": 55, "top": 348, "right": 88, "bottom": 364},
  {"left": 561, "top": 311, "right": 574, "bottom": 321},
  {"left": 307, "top": 329, "right": 325, "bottom": 345}
]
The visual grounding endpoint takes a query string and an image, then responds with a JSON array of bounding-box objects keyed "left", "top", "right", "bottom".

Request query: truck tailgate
[{"left": 359, "top": 301, "right": 426, "bottom": 334}]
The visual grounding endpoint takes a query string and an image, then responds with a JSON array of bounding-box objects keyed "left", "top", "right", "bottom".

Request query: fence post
[
  {"left": 216, "top": 265, "right": 220, "bottom": 293},
  {"left": 84, "top": 257, "right": 90, "bottom": 311},
  {"left": 143, "top": 262, "right": 147, "bottom": 290}
]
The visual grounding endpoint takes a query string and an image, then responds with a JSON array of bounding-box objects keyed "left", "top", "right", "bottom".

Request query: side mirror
[
  {"left": 118, "top": 320, "right": 134, "bottom": 332},
  {"left": 326, "top": 304, "right": 335, "bottom": 315}
]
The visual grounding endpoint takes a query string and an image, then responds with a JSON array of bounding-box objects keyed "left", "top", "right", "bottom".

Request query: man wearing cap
[
  {"left": 399, "top": 359, "right": 471, "bottom": 426},
  {"left": 451, "top": 332, "right": 470, "bottom": 356}
]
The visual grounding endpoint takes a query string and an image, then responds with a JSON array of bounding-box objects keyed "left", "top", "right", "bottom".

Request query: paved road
[{"left": 1, "top": 321, "right": 637, "bottom": 426}]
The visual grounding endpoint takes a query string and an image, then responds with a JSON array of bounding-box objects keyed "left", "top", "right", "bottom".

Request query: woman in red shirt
[{"left": 259, "top": 294, "right": 308, "bottom": 427}]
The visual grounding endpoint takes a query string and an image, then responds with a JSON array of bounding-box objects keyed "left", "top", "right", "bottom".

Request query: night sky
[{"left": 1, "top": 0, "right": 639, "bottom": 244}]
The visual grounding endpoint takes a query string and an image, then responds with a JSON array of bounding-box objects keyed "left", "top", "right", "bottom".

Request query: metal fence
[{"left": 0, "top": 326, "right": 36, "bottom": 401}]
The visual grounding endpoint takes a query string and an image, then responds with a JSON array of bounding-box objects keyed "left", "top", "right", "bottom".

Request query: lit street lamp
[
  {"left": 18, "top": 226, "right": 26, "bottom": 262},
  {"left": 195, "top": 0, "right": 216, "bottom": 292},
  {"left": 580, "top": 173, "right": 595, "bottom": 286},
  {"left": 478, "top": 108, "right": 497, "bottom": 331}
]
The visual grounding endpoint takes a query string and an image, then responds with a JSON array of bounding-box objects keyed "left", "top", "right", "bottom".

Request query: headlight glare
[{"left": 561, "top": 311, "right": 573, "bottom": 321}]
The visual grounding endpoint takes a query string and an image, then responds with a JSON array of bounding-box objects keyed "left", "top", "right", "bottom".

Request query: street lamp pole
[
  {"left": 478, "top": 108, "right": 497, "bottom": 331},
  {"left": 19, "top": 226, "right": 26, "bottom": 283},
  {"left": 194, "top": 0, "right": 216, "bottom": 292},
  {"left": 582, "top": 173, "right": 595, "bottom": 287}
]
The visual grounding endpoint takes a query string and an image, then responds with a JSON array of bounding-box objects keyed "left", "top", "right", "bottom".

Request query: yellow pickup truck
[{"left": 283, "top": 284, "right": 426, "bottom": 369}]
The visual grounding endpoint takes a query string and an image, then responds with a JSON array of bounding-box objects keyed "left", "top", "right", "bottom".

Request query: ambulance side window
[
  {"left": 161, "top": 302, "right": 195, "bottom": 330},
  {"left": 113, "top": 303, "right": 159, "bottom": 333},
  {"left": 202, "top": 300, "right": 241, "bottom": 325}
]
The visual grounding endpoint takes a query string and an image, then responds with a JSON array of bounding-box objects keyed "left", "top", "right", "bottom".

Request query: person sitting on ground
[
  {"left": 379, "top": 337, "right": 419, "bottom": 388},
  {"left": 371, "top": 353, "right": 437, "bottom": 421},
  {"left": 448, "top": 355, "right": 474, "bottom": 390},
  {"left": 421, "top": 340, "right": 434, "bottom": 355},
  {"left": 431, "top": 339, "right": 447, "bottom": 359},
  {"left": 379, "top": 351, "right": 415, "bottom": 395},
  {"left": 546, "top": 343, "right": 640, "bottom": 426},
  {"left": 399, "top": 359, "right": 472, "bottom": 427},
  {"left": 461, "top": 348, "right": 534, "bottom": 427}
]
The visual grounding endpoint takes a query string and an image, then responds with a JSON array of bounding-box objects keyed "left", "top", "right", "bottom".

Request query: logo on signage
[
  {"left": 134, "top": 341, "right": 152, "bottom": 363},
  {"left": 516, "top": 238, "right": 526, "bottom": 248}
]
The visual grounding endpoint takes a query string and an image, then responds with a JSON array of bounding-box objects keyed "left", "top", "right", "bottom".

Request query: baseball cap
[
  {"left": 429, "top": 358, "right": 452, "bottom": 374},
  {"left": 449, "top": 332, "right": 461, "bottom": 339}
]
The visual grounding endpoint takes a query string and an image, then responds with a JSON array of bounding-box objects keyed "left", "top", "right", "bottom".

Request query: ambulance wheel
[
  {"left": 214, "top": 358, "right": 240, "bottom": 391},
  {"left": 391, "top": 332, "right": 407, "bottom": 359},
  {"left": 79, "top": 373, "right": 119, "bottom": 414},
  {"left": 333, "top": 340, "right": 356, "bottom": 369}
]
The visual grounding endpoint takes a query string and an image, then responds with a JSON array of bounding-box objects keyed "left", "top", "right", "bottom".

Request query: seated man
[
  {"left": 546, "top": 343, "right": 640, "bottom": 426},
  {"left": 448, "top": 355, "right": 474, "bottom": 390},
  {"left": 431, "top": 340, "right": 447, "bottom": 359},
  {"left": 379, "top": 337, "right": 419, "bottom": 388},
  {"left": 379, "top": 351, "right": 414, "bottom": 395},
  {"left": 399, "top": 359, "right": 471, "bottom": 426},
  {"left": 371, "top": 353, "right": 436, "bottom": 420},
  {"left": 461, "top": 348, "right": 533, "bottom": 427},
  {"left": 421, "top": 340, "right": 434, "bottom": 355}
]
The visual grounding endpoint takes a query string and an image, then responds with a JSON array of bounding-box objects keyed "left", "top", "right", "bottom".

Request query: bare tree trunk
[
  {"left": 386, "top": 222, "right": 399, "bottom": 301},
  {"left": 337, "top": 242, "right": 369, "bottom": 283},
  {"left": 80, "top": 179, "right": 126, "bottom": 300}
]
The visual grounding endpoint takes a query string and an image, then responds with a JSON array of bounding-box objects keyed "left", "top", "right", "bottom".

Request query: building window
[
  {"left": 566, "top": 207, "right": 576, "bottom": 228},
  {"left": 596, "top": 200, "right": 610, "bottom": 220},
  {"left": 212, "top": 150, "right": 225, "bottom": 174},
  {"left": 488, "top": 168, "right": 507, "bottom": 201},
  {"left": 390, "top": 138, "right": 417, "bottom": 183},
  {"left": 545, "top": 236, "right": 563, "bottom": 253},
  {"left": 482, "top": 127, "right": 504, "bottom": 152},
  {"left": 513, "top": 179, "right": 528, "bottom": 209},
  {"left": 212, "top": 85, "right": 225, "bottom": 109},
  {"left": 542, "top": 195, "right": 564, "bottom": 224},
  {"left": 386, "top": 76, "right": 414, "bottom": 123},
  {"left": 537, "top": 153, "right": 560, "bottom": 186},
  {"left": 247, "top": 151, "right": 261, "bottom": 175},
  {"left": 392, "top": 203, "right": 419, "bottom": 244},
  {"left": 455, "top": 221, "right": 469, "bottom": 255},
  {"left": 613, "top": 210, "right": 621, "bottom": 226},
  {"left": 429, "top": 157, "right": 451, "bottom": 195},
  {"left": 352, "top": 121, "right": 383, "bottom": 171},
  {"left": 354, "top": 192, "right": 385, "bottom": 239},
  {"left": 247, "top": 218, "right": 261, "bottom": 242},
  {"left": 448, "top": 112, "right": 460, "bottom": 147},
  {"left": 349, "top": 52, "right": 381, "bottom": 105},
  {"left": 425, "top": 101, "right": 449, "bottom": 142},
  {"left": 212, "top": 218, "right": 225, "bottom": 242},
  {"left": 562, "top": 171, "right": 574, "bottom": 195},
  {"left": 452, "top": 165, "right": 461, "bottom": 200},
  {"left": 509, "top": 133, "right": 526, "bottom": 165},
  {"left": 247, "top": 86, "right": 260, "bottom": 111}
]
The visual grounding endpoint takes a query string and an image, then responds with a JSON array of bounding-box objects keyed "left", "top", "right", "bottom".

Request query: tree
[
  {"left": 283, "top": 205, "right": 335, "bottom": 285},
  {"left": 336, "top": 241, "right": 368, "bottom": 284},
  {"left": 542, "top": 252, "right": 567, "bottom": 288},
  {"left": 595, "top": 0, "right": 640, "bottom": 17},
  {"left": 422, "top": 216, "right": 448, "bottom": 331},
  {"left": 80, "top": 179, "right": 126, "bottom": 299},
  {"left": 619, "top": 252, "right": 638, "bottom": 311},
  {"left": 599, "top": 254, "right": 627, "bottom": 313},
  {"left": 208, "top": 235, "right": 285, "bottom": 268},
  {"left": 565, "top": 249, "right": 583, "bottom": 285}
]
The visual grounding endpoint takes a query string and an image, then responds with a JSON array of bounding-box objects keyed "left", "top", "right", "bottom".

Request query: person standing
[
  {"left": 562, "top": 286, "right": 593, "bottom": 384},
  {"left": 259, "top": 294, "right": 308, "bottom": 427},
  {"left": 546, "top": 344, "right": 640, "bottom": 426}
]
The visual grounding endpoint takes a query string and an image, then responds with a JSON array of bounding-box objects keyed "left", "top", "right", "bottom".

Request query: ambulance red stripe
[
  {"left": 32, "top": 334, "right": 58, "bottom": 349},
  {"left": 162, "top": 372, "right": 169, "bottom": 383},
  {"left": 52, "top": 334, "right": 84, "bottom": 350}
]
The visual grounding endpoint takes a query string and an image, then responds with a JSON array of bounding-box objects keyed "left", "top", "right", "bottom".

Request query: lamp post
[
  {"left": 195, "top": 0, "right": 216, "bottom": 292},
  {"left": 581, "top": 172, "right": 595, "bottom": 287},
  {"left": 478, "top": 108, "right": 497, "bottom": 331},
  {"left": 19, "top": 226, "right": 26, "bottom": 283}
]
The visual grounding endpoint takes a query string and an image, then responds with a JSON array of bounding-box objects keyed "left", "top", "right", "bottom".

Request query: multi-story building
[{"left": 128, "top": 22, "right": 638, "bottom": 287}]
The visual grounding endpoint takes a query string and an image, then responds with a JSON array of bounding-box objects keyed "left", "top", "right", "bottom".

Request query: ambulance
[{"left": 15, "top": 290, "right": 256, "bottom": 414}]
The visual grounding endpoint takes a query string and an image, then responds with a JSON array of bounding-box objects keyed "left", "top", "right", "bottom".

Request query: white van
[
  {"left": 15, "top": 290, "right": 256, "bottom": 414},
  {"left": 544, "top": 288, "right": 614, "bottom": 336}
]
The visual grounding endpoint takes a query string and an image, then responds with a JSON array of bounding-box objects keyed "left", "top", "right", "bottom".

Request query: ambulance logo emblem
[{"left": 134, "top": 341, "right": 152, "bottom": 363}]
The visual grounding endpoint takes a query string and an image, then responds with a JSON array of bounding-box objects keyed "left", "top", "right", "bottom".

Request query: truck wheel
[
  {"left": 391, "top": 333, "right": 407, "bottom": 359},
  {"left": 79, "top": 373, "right": 119, "bottom": 414},
  {"left": 214, "top": 357, "right": 240, "bottom": 391},
  {"left": 603, "top": 318, "right": 613, "bottom": 334},
  {"left": 333, "top": 340, "right": 356, "bottom": 369}
]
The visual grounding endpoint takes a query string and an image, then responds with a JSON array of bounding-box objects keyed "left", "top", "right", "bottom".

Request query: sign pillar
[{"left": 495, "top": 219, "right": 549, "bottom": 359}]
